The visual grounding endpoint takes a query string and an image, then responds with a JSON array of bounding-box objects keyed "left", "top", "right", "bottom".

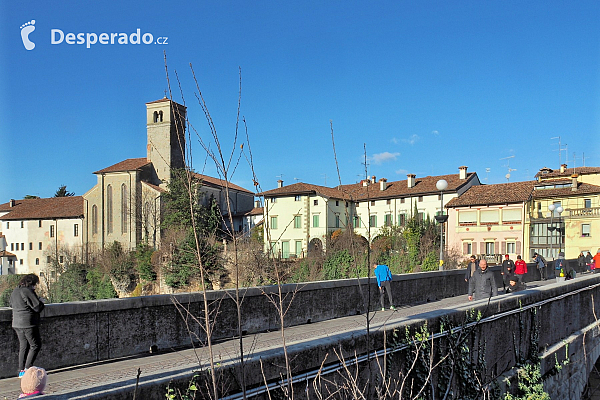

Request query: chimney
[
  {"left": 560, "top": 164, "right": 567, "bottom": 173},
  {"left": 371, "top": 175, "right": 376, "bottom": 184},
  {"left": 459, "top": 166, "right": 468, "bottom": 180},
  {"left": 9, "top": 199, "right": 15, "bottom": 207},
  {"left": 277, "top": 180, "right": 283, "bottom": 188},
  {"left": 362, "top": 179, "right": 369, "bottom": 187},
  {"left": 379, "top": 178, "right": 387, "bottom": 191},
  {"left": 571, "top": 174, "right": 578, "bottom": 191},
  {"left": 255, "top": 200, "right": 261, "bottom": 208},
  {"left": 407, "top": 174, "right": 416, "bottom": 188}
]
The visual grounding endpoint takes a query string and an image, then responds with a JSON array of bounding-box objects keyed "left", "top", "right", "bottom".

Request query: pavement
[{"left": 0, "top": 279, "right": 556, "bottom": 399}]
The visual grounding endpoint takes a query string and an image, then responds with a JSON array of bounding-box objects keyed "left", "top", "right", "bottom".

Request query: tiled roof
[
  {"left": 531, "top": 183, "right": 600, "bottom": 198},
  {"left": 446, "top": 181, "right": 536, "bottom": 208},
  {"left": 0, "top": 199, "right": 25, "bottom": 212},
  {"left": 245, "top": 207, "right": 264, "bottom": 216},
  {"left": 145, "top": 97, "right": 185, "bottom": 107},
  {"left": 260, "top": 182, "right": 354, "bottom": 200},
  {"left": 193, "top": 173, "right": 253, "bottom": 194},
  {"left": 260, "top": 173, "right": 479, "bottom": 201},
  {"left": 94, "top": 158, "right": 151, "bottom": 174},
  {"left": 535, "top": 166, "right": 600, "bottom": 179},
  {"left": 0, "top": 196, "right": 84, "bottom": 221},
  {"left": 0, "top": 250, "right": 16, "bottom": 258}
]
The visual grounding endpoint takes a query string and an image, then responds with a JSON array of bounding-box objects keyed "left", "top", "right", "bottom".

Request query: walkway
[{"left": 0, "top": 280, "right": 554, "bottom": 399}]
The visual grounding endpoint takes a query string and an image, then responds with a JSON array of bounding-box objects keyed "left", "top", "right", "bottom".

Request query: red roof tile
[
  {"left": 0, "top": 197, "right": 84, "bottom": 221},
  {"left": 446, "top": 181, "right": 536, "bottom": 208},
  {"left": 535, "top": 166, "right": 600, "bottom": 179},
  {"left": 141, "top": 181, "right": 167, "bottom": 193},
  {"left": 0, "top": 250, "right": 16, "bottom": 258},
  {"left": 145, "top": 98, "right": 186, "bottom": 107},
  {"left": 531, "top": 183, "right": 600, "bottom": 198},
  {"left": 245, "top": 207, "right": 264, "bottom": 216},
  {"left": 94, "top": 158, "right": 151, "bottom": 174},
  {"left": 260, "top": 182, "right": 354, "bottom": 200}
]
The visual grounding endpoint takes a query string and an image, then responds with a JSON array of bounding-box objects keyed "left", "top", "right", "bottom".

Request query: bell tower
[{"left": 146, "top": 97, "right": 187, "bottom": 188}]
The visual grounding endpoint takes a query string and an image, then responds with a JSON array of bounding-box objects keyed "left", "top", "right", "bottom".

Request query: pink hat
[{"left": 20, "top": 366, "right": 47, "bottom": 395}]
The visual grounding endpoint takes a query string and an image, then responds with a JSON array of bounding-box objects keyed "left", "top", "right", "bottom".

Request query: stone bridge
[{"left": 1, "top": 261, "right": 599, "bottom": 399}]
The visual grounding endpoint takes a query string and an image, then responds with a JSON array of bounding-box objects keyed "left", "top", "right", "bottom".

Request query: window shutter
[
  {"left": 501, "top": 241, "right": 506, "bottom": 254},
  {"left": 516, "top": 241, "right": 522, "bottom": 254},
  {"left": 495, "top": 241, "right": 499, "bottom": 254},
  {"left": 463, "top": 242, "right": 469, "bottom": 255},
  {"left": 480, "top": 242, "right": 485, "bottom": 254}
]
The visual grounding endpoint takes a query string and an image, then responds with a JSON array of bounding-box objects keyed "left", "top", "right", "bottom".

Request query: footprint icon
[{"left": 20, "top": 20, "right": 36, "bottom": 50}]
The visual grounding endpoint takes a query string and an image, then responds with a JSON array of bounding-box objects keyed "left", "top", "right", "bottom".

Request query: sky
[{"left": 2, "top": 1, "right": 600, "bottom": 201}]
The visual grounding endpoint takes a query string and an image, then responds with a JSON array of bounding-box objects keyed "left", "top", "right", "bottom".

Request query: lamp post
[
  {"left": 548, "top": 204, "right": 556, "bottom": 259},
  {"left": 435, "top": 179, "right": 448, "bottom": 271},
  {"left": 556, "top": 206, "right": 564, "bottom": 254}
]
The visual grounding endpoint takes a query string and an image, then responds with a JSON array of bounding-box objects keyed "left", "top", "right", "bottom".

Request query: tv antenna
[
  {"left": 485, "top": 168, "right": 491, "bottom": 182},
  {"left": 500, "top": 155, "right": 516, "bottom": 182},
  {"left": 551, "top": 136, "right": 567, "bottom": 166}
]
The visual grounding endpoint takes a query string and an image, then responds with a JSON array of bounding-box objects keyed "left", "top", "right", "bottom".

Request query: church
[{"left": 82, "top": 97, "right": 255, "bottom": 252}]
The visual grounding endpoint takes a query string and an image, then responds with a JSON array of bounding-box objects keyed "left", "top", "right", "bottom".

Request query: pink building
[{"left": 445, "top": 181, "right": 536, "bottom": 265}]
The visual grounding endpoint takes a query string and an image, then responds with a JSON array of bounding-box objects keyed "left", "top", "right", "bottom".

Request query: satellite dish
[{"left": 505, "top": 173, "right": 511, "bottom": 180}]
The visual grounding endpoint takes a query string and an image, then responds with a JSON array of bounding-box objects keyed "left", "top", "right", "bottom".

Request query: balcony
[{"left": 569, "top": 207, "right": 600, "bottom": 218}]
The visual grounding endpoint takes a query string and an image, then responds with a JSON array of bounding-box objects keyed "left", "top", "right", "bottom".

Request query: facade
[
  {"left": 0, "top": 197, "right": 84, "bottom": 277},
  {"left": 261, "top": 167, "right": 480, "bottom": 258},
  {"left": 445, "top": 181, "right": 536, "bottom": 264},
  {"left": 528, "top": 165, "right": 600, "bottom": 260}
]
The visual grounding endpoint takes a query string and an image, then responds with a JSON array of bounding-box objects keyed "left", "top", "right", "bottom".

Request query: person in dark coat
[
  {"left": 464, "top": 255, "right": 479, "bottom": 282},
  {"left": 10, "top": 274, "right": 45, "bottom": 378},
  {"left": 506, "top": 277, "right": 526, "bottom": 293},
  {"left": 533, "top": 252, "right": 547, "bottom": 280},
  {"left": 578, "top": 252, "right": 586, "bottom": 271},
  {"left": 501, "top": 254, "right": 515, "bottom": 291},
  {"left": 468, "top": 259, "right": 498, "bottom": 301}
]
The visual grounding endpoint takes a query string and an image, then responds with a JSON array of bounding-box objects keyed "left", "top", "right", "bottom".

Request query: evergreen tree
[{"left": 54, "top": 185, "right": 75, "bottom": 197}]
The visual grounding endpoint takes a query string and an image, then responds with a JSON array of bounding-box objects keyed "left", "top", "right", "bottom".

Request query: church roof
[
  {"left": 94, "top": 158, "right": 151, "bottom": 174},
  {"left": 193, "top": 173, "right": 253, "bottom": 194},
  {"left": 146, "top": 97, "right": 186, "bottom": 108},
  {"left": 141, "top": 181, "right": 167, "bottom": 193},
  {"left": 0, "top": 196, "right": 84, "bottom": 221}
]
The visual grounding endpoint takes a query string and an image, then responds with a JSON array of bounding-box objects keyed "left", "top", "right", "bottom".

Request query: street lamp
[
  {"left": 548, "top": 204, "right": 556, "bottom": 259},
  {"left": 435, "top": 179, "right": 448, "bottom": 271},
  {"left": 556, "top": 206, "right": 564, "bottom": 254}
]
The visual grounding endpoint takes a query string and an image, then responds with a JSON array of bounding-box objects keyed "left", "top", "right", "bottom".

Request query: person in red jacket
[{"left": 514, "top": 255, "right": 527, "bottom": 284}]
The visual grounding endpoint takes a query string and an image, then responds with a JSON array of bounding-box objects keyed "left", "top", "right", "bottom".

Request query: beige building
[
  {"left": 0, "top": 197, "right": 84, "bottom": 277},
  {"left": 261, "top": 167, "right": 480, "bottom": 258},
  {"left": 527, "top": 165, "right": 600, "bottom": 260}
]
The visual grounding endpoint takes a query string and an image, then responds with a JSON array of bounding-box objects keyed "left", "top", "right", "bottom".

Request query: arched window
[
  {"left": 121, "top": 184, "right": 128, "bottom": 234},
  {"left": 107, "top": 185, "right": 113, "bottom": 234},
  {"left": 153, "top": 111, "right": 159, "bottom": 123},
  {"left": 92, "top": 205, "right": 98, "bottom": 234},
  {"left": 158, "top": 110, "right": 163, "bottom": 122}
]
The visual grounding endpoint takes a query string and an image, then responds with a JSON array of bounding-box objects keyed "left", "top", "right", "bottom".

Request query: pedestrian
[
  {"left": 555, "top": 252, "right": 566, "bottom": 277},
  {"left": 18, "top": 366, "right": 47, "bottom": 398},
  {"left": 468, "top": 259, "right": 498, "bottom": 301},
  {"left": 506, "top": 277, "right": 526, "bottom": 293},
  {"left": 594, "top": 249, "right": 600, "bottom": 273},
  {"left": 586, "top": 251, "right": 594, "bottom": 271},
  {"left": 533, "top": 252, "right": 547, "bottom": 280},
  {"left": 10, "top": 274, "right": 45, "bottom": 378},
  {"left": 514, "top": 255, "right": 527, "bottom": 284},
  {"left": 373, "top": 263, "right": 395, "bottom": 311},
  {"left": 464, "top": 255, "right": 479, "bottom": 283},
  {"left": 501, "top": 254, "right": 515, "bottom": 291},
  {"left": 578, "top": 252, "right": 586, "bottom": 271}
]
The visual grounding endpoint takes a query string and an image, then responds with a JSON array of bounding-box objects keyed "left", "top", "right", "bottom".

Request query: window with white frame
[
  {"left": 582, "top": 224, "right": 591, "bottom": 237},
  {"left": 485, "top": 242, "right": 495, "bottom": 254},
  {"left": 270, "top": 216, "right": 278, "bottom": 229},
  {"left": 506, "top": 242, "right": 516, "bottom": 254}
]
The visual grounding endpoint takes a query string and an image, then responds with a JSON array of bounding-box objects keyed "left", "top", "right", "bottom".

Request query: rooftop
[
  {"left": 446, "top": 181, "right": 537, "bottom": 208},
  {"left": 0, "top": 197, "right": 84, "bottom": 221},
  {"left": 94, "top": 158, "right": 151, "bottom": 174}
]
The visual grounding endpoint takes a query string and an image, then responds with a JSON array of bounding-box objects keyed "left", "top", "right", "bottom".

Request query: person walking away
[
  {"left": 514, "top": 255, "right": 527, "bottom": 285},
  {"left": 10, "top": 274, "right": 45, "bottom": 378},
  {"left": 501, "top": 254, "right": 515, "bottom": 292},
  {"left": 468, "top": 259, "right": 498, "bottom": 301},
  {"left": 533, "top": 253, "right": 547, "bottom": 281},
  {"left": 373, "top": 263, "right": 395, "bottom": 311},
  {"left": 464, "top": 255, "right": 479, "bottom": 283}
]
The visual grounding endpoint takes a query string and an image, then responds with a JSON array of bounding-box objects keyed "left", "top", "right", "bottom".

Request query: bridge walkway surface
[{"left": 0, "top": 278, "right": 560, "bottom": 399}]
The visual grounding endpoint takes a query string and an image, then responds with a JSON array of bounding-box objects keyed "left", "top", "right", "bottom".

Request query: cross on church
[{"left": 164, "top": 89, "right": 168, "bottom": 98}]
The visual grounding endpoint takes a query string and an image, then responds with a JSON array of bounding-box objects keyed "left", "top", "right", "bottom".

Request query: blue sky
[{"left": 2, "top": 1, "right": 599, "bottom": 201}]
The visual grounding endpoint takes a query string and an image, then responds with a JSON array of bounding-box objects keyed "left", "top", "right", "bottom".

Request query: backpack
[{"left": 555, "top": 259, "right": 565, "bottom": 270}]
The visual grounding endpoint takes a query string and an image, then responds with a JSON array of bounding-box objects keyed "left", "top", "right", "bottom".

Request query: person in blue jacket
[
  {"left": 373, "top": 263, "right": 395, "bottom": 311},
  {"left": 10, "top": 274, "right": 45, "bottom": 378}
]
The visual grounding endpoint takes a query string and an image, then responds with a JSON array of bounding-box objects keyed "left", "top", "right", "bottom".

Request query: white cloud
[
  {"left": 402, "top": 134, "right": 420, "bottom": 145},
  {"left": 372, "top": 151, "right": 400, "bottom": 164},
  {"left": 431, "top": 130, "right": 439, "bottom": 135},
  {"left": 395, "top": 168, "right": 408, "bottom": 175},
  {"left": 391, "top": 137, "right": 399, "bottom": 144}
]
